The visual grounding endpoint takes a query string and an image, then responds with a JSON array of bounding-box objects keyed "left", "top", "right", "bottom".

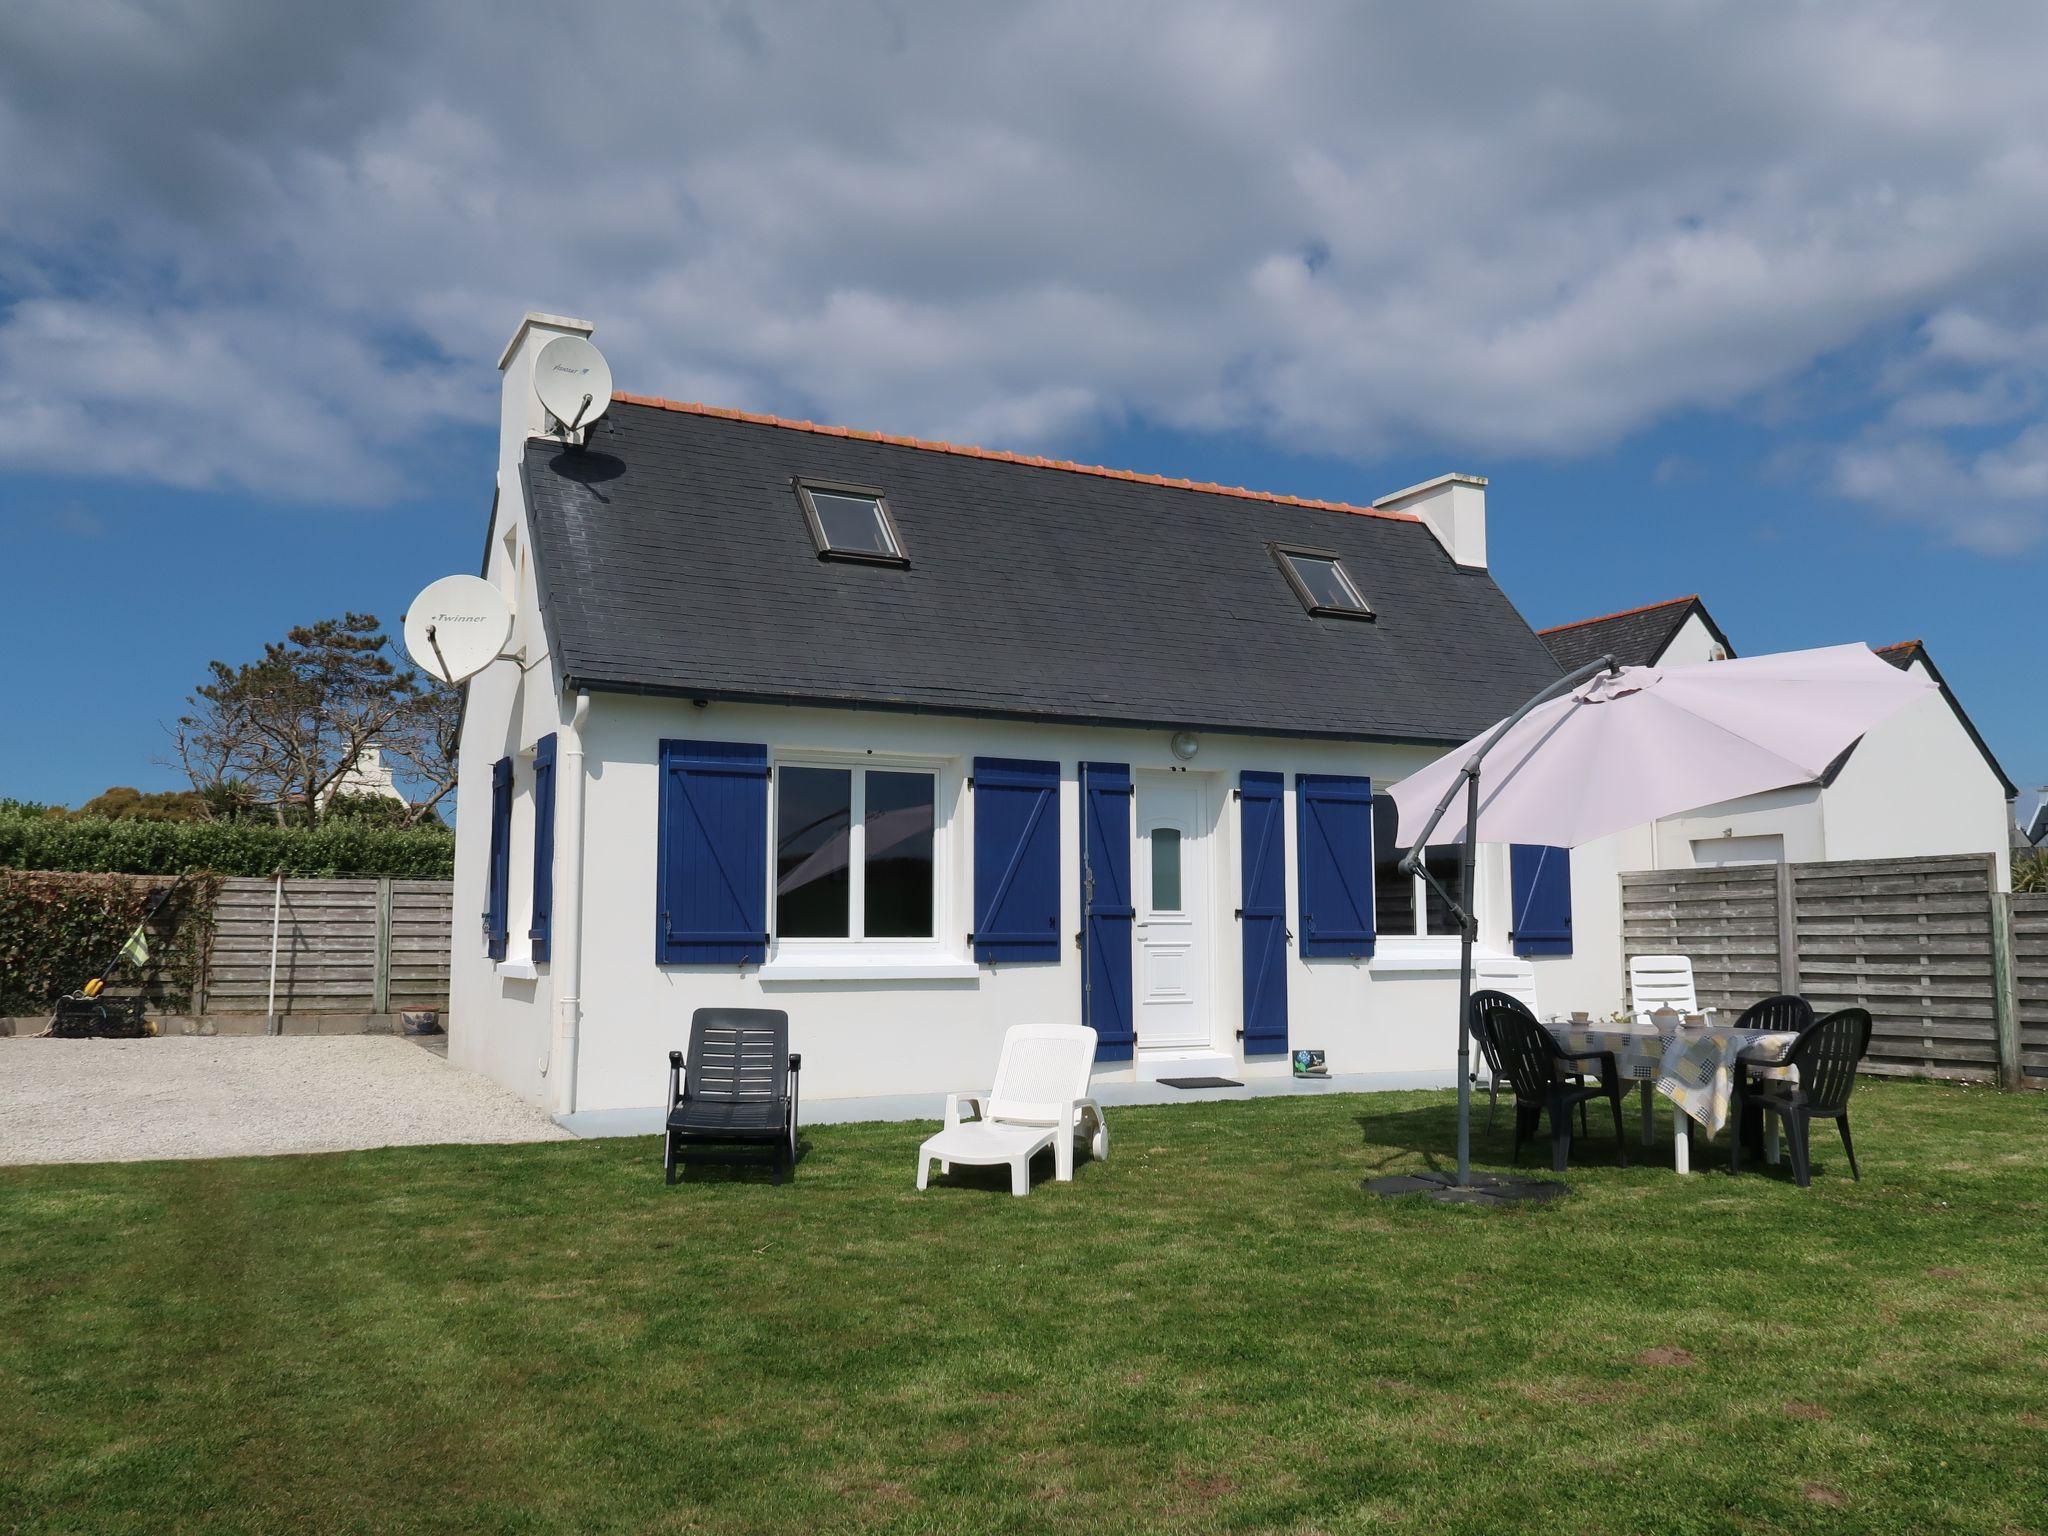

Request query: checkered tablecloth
[
  {"left": 1657, "top": 1028, "right": 1798, "bottom": 1136},
  {"left": 1542, "top": 1021, "right": 1799, "bottom": 1138},
  {"left": 1543, "top": 1021, "right": 1671, "bottom": 1081}
]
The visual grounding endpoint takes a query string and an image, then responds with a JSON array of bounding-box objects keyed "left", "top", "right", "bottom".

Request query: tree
[
  {"left": 173, "top": 613, "right": 459, "bottom": 827},
  {"left": 75, "top": 786, "right": 211, "bottom": 822}
]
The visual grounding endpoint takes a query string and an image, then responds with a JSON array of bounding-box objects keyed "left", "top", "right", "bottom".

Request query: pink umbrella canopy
[{"left": 1391, "top": 643, "right": 1937, "bottom": 849}]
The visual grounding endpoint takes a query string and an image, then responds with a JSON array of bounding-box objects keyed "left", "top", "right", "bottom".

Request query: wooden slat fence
[
  {"left": 1622, "top": 854, "right": 2021, "bottom": 1085},
  {"left": 1792, "top": 857, "right": 1999, "bottom": 1082},
  {"left": 2012, "top": 893, "right": 2048, "bottom": 1084},
  {"left": 204, "top": 877, "right": 451, "bottom": 1014},
  {"left": 1619, "top": 864, "right": 1784, "bottom": 1018}
]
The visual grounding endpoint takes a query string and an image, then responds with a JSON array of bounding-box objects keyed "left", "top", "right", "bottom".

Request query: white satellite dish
[
  {"left": 534, "top": 333, "right": 612, "bottom": 433},
  {"left": 403, "top": 575, "right": 514, "bottom": 684}
]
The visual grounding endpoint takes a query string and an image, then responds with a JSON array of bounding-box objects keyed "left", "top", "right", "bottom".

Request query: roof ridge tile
[
  {"left": 1537, "top": 594, "right": 1698, "bottom": 636},
  {"left": 610, "top": 392, "right": 1421, "bottom": 523}
]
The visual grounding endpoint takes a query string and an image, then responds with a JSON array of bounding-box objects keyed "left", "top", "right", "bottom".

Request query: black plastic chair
[
  {"left": 1728, "top": 994, "right": 1815, "bottom": 1156},
  {"left": 1471, "top": 999, "right": 1587, "bottom": 1137},
  {"left": 1470, "top": 990, "right": 1628, "bottom": 1174},
  {"left": 663, "top": 1008, "right": 802, "bottom": 1185},
  {"left": 1730, "top": 1007, "right": 1871, "bottom": 1188}
]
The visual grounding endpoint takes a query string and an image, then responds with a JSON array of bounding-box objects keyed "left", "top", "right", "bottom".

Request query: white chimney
[
  {"left": 1373, "top": 473, "right": 1489, "bottom": 568},
  {"left": 497, "top": 311, "right": 596, "bottom": 462}
]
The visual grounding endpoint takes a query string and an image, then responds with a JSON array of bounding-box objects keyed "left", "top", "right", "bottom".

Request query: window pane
[
  {"left": 1286, "top": 553, "right": 1365, "bottom": 611},
  {"left": 1372, "top": 794, "right": 1417, "bottom": 935},
  {"left": 1374, "top": 850, "right": 1415, "bottom": 934},
  {"left": 1150, "top": 828, "right": 1182, "bottom": 912},
  {"left": 864, "top": 770, "right": 935, "bottom": 938},
  {"left": 1422, "top": 848, "right": 1464, "bottom": 936},
  {"left": 776, "top": 767, "right": 851, "bottom": 938},
  {"left": 810, "top": 491, "right": 897, "bottom": 555}
]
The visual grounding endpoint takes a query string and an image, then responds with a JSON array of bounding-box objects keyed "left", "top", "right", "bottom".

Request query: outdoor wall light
[{"left": 1170, "top": 731, "right": 1200, "bottom": 761}]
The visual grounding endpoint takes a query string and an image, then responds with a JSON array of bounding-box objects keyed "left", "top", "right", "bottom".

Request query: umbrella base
[{"left": 1363, "top": 1170, "right": 1569, "bottom": 1205}]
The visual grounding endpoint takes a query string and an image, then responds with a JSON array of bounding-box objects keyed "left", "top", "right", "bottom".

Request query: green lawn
[{"left": 2, "top": 1081, "right": 2043, "bottom": 1536}]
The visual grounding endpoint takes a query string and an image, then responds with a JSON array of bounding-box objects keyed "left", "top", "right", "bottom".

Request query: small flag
[{"left": 118, "top": 925, "right": 150, "bottom": 968}]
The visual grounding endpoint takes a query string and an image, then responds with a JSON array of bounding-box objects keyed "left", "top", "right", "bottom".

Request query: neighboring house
[
  {"left": 1539, "top": 593, "right": 1735, "bottom": 671},
  {"left": 2023, "top": 796, "right": 2048, "bottom": 850},
  {"left": 320, "top": 744, "right": 409, "bottom": 808},
  {"left": 452, "top": 313, "right": 1577, "bottom": 1116},
  {"left": 1526, "top": 596, "right": 2018, "bottom": 1019}
]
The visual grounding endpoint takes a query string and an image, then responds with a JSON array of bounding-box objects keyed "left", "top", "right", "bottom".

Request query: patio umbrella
[{"left": 1380, "top": 643, "right": 1936, "bottom": 1199}]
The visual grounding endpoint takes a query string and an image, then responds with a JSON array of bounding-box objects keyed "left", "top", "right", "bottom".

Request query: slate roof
[
  {"left": 1538, "top": 594, "right": 1732, "bottom": 671},
  {"left": 519, "top": 396, "right": 1565, "bottom": 745}
]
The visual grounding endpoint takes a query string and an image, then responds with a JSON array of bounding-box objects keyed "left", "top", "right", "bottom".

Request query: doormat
[{"left": 1156, "top": 1075, "right": 1244, "bottom": 1090}]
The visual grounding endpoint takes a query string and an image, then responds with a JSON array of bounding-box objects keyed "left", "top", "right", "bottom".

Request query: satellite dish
[
  {"left": 533, "top": 334, "right": 612, "bottom": 433},
  {"left": 403, "top": 575, "right": 514, "bottom": 684}
]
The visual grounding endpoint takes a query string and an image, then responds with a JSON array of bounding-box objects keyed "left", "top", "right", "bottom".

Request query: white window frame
[{"left": 766, "top": 750, "right": 958, "bottom": 968}]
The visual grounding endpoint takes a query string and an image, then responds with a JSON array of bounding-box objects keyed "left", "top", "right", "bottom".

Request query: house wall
[
  {"left": 452, "top": 691, "right": 1564, "bottom": 1114},
  {"left": 1657, "top": 610, "right": 1730, "bottom": 667},
  {"left": 445, "top": 324, "right": 580, "bottom": 1107},
  {"left": 1820, "top": 657, "right": 2011, "bottom": 886}
]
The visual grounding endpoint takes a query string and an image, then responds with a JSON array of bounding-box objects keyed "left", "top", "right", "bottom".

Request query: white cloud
[{"left": 0, "top": 0, "right": 2046, "bottom": 546}]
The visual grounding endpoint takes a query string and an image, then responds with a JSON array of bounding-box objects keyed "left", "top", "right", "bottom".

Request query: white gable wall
[
  {"left": 1820, "top": 656, "right": 2011, "bottom": 884},
  {"left": 1654, "top": 609, "right": 1730, "bottom": 668},
  {"left": 445, "top": 317, "right": 591, "bottom": 1108}
]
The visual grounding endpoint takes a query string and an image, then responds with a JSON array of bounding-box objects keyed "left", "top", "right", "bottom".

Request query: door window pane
[
  {"left": 776, "top": 767, "right": 851, "bottom": 938},
  {"left": 1150, "top": 827, "right": 1183, "bottom": 912},
  {"left": 864, "top": 770, "right": 935, "bottom": 938}
]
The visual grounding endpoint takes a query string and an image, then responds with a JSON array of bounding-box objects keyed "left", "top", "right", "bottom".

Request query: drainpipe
[{"left": 549, "top": 691, "right": 591, "bottom": 1117}]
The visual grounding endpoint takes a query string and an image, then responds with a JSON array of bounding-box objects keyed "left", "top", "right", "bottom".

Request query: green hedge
[
  {"left": 0, "top": 812, "right": 455, "bottom": 879},
  {"left": 0, "top": 870, "right": 220, "bottom": 1014}
]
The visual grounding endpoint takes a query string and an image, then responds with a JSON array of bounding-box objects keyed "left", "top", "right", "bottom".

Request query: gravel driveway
[{"left": 0, "top": 1035, "right": 573, "bottom": 1166}]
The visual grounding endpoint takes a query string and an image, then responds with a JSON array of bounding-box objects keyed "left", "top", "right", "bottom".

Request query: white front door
[{"left": 1135, "top": 776, "right": 1211, "bottom": 1050}]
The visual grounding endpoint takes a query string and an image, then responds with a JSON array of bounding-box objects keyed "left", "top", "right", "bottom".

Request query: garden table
[{"left": 1541, "top": 1019, "right": 1800, "bottom": 1174}]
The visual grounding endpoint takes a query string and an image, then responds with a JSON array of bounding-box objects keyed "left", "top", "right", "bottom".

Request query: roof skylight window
[
  {"left": 1274, "top": 546, "right": 1373, "bottom": 619},
  {"left": 796, "top": 481, "right": 907, "bottom": 565}
]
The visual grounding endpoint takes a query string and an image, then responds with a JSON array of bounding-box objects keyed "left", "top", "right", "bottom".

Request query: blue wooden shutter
[
  {"left": 1239, "top": 771, "right": 1290, "bottom": 1055},
  {"left": 484, "top": 756, "right": 512, "bottom": 961},
  {"left": 972, "top": 757, "right": 1060, "bottom": 963},
  {"left": 527, "top": 733, "right": 558, "bottom": 964},
  {"left": 1296, "top": 773, "right": 1375, "bottom": 959},
  {"left": 1080, "top": 763, "right": 1135, "bottom": 1062},
  {"left": 657, "top": 740, "right": 769, "bottom": 966},
  {"left": 1510, "top": 844, "right": 1573, "bottom": 956}
]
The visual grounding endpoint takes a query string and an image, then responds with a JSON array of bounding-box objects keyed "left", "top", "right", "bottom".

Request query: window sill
[
  {"left": 495, "top": 960, "right": 539, "bottom": 981},
  {"left": 1370, "top": 940, "right": 1508, "bottom": 975},
  {"left": 758, "top": 956, "right": 980, "bottom": 983}
]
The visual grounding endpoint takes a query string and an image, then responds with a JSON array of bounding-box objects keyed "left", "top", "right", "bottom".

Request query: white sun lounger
[{"left": 916, "top": 1023, "right": 1108, "bottom": 1196}]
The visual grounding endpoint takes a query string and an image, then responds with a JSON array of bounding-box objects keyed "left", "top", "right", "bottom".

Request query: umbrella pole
[{"left": 1367, "top": 652, "right": 1617, "bottom": 1204}]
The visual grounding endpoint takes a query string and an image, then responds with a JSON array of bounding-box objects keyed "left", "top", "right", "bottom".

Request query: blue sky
[{"left": 1, "top": 2, "right": 2043, "bottom": 812}]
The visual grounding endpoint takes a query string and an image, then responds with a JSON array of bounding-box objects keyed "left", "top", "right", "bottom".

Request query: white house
[
  {"left": 449, "top": 312, "right": 1591, "bottom": 1118},
  {"left": 1520, "top": 594, "right": 2018, "bottom": 1018}
]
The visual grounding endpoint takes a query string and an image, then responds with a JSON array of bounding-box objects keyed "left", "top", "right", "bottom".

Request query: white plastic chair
[
  {"left": 916, "top": 1024, "right": 1108, "bottom": 1197},
  {"left": 1628, "top": 953, "right": 1715, "bottom": 1024}
]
